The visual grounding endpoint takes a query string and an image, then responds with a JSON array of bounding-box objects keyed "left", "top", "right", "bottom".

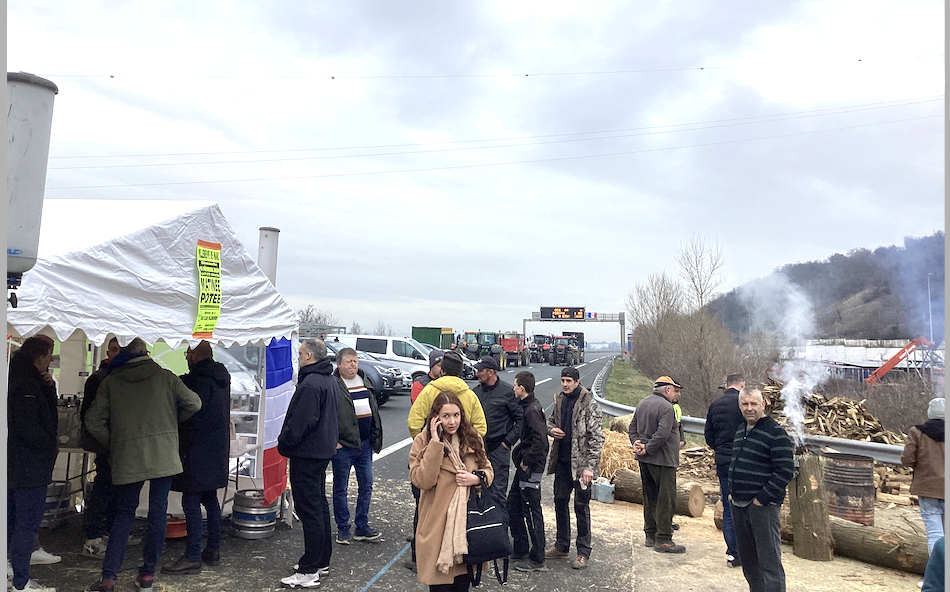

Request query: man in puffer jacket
[{"left": 407, "top": 350, "right": 486, "bottom": 438}]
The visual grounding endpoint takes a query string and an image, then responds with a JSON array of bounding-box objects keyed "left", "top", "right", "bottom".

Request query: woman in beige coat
[{"left": 409, "top": 391, "right": 493, "bottom": 592}]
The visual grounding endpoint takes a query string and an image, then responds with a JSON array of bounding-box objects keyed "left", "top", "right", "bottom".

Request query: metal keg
[{"left": 231, "top": 489, "right": 278, "bottom": 539}]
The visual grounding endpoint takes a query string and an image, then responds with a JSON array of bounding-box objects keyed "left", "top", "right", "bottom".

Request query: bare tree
[
  {"left": 625, "top": 237, "right": 736, "bottom": 413},
  {"left": 675, "top": 234, "right": 724, "bottom": 311},
  {"left": 372, "top": 320, "right": 394, "bottom": 336},
  {"left": 297, "top": 304, "right": 339, "bottom": 326},
  {"left": 626, "top": 272, "right": 684, "bottom": 383},
  {"left": 349, "top": 321, "right": 364, "bottom": 334},
  {"left": 625, "top": 271, "right": 683, "bottom": 329}
]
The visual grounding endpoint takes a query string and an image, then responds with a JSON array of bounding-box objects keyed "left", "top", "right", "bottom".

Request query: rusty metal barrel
[{"left": 822, "top": 452, "right": 875, "bottom": 526}]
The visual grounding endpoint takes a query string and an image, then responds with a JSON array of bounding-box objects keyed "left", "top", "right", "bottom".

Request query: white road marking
[
  {"left": 327, "top": 437, "right": 415, "bottom": 483},
  {"left": 374, "top": 437, "right": 413, "bottom": 461},
  {"left": 536, "top": 377, "right": 552, "bottom": 385}
]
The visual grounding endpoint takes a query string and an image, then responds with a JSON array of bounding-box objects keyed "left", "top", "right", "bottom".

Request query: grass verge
[
  {"left": 603, "top": 361, "right": 707, "bottom": 448},
  {"left": 604, "top": 360, "right": 654, "bottom": 407}
]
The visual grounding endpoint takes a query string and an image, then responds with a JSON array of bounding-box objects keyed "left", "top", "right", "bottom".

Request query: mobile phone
[{"left": 437, "top": 423, "right": 444, "bottom": 436}]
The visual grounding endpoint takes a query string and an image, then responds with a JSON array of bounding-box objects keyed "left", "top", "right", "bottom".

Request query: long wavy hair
[{"left": 425, "top": 391, "right": 488, "bottom": 467}]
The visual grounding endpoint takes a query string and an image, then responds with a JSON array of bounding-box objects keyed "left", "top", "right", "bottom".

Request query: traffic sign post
[{"left": 522, "top": 308, "right": 625, "bottom": 353}]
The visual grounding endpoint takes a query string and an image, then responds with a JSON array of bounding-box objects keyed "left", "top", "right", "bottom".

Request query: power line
[
  {"left": 35, "top": 53, "right": 946, "bottom": 81},
  {"left": 45, "top": 98, "right": 947, "bottom": 171},
  {"left": 48, "top": 95, "right": 943, "bottom": 163},
  {"left": 45, "top": 114, "right": 942, "bottom": 191}
]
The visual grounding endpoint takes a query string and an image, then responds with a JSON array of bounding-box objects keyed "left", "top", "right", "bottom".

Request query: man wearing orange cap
[{"left": 629, "top": 376, "right": 685, "bottom": 553}]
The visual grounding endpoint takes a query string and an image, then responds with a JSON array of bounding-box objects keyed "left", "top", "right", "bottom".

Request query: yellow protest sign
[{"left": 193, "top": 239, "right": 222, "bottom": 339}]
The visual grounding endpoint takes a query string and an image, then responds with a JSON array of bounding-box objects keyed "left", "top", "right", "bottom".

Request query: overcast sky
[{"left": 8, "top": 1, "right": 945, "bottom": 344}]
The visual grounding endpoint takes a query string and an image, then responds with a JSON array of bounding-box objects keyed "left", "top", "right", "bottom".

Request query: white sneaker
[
  {"left": 14, "top": 580, "right": 56, "bottom": 592},
  {"left": 82, "top": 538, "right": 108, "bottom": 559},
  {"left": 280, "top": 572, "right": 320, "bottom": 588},
  {"left": 28, "top": 549, "right": 61, "bottom": 566}
]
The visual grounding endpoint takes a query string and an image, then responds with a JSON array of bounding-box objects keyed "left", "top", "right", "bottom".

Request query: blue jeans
[
  {"left": 918, "top": 497, "right": 945, "bottom": 554},
  {"left": 8, "top": 486, "right": 47, "bottom": 590},
  {"left": 182, "top": 490, "right": 221, "bottom": 562},
  {"left": 717, "top": 465, "right": 738, "bottom": 557},
  {"left": 331, "top": 438, "right": 374, "bottom": 534},
  {"left": 101, "top": 477, "right": 172, "bottom": 581}
]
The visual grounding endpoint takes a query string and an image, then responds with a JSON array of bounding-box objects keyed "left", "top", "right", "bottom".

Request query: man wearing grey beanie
[{"left": 901, "top": 397, "right": 945, "bottom": 554}]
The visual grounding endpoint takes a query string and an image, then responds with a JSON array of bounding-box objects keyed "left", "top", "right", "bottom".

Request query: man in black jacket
[
  {"left": 7, "top": 335, "right": 58, "bottom": 592},
  {"left": 277, "top": 339, "right": 341, "bottom": 589},
  {"left": 473, "top": 356, "right": 524, "bottom": 501},
  {"left": 703, "top": 373, "right": 746, "bottom": 568},
  {"left": 162, "top": 341, "right": 231, "bottom": 575},
  {"left": 80, "top": 337, "right": 120, "bottom": 559},
  {"left": 508, "top": 371, "right": 550, "bottom": 572}
]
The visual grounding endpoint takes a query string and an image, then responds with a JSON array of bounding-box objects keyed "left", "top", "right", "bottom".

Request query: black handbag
[{"left": 463, "top": 471, "right": 512, "bottom": 586}]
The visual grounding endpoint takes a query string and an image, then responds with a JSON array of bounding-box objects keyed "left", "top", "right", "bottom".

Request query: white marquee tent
[
  {"left": 7, "top": 199, "right": 298, "bottom": 507},
  {"left": 7, "top": 199, "right": 298, "bottom": 347}
]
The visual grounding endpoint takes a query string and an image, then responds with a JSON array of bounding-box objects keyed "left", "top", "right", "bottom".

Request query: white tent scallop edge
[{"left": 7, "top": 199, "right": 299, "bottom": 347}]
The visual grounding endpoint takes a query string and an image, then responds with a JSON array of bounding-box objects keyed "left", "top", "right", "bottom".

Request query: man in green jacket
[
  {"left": 84, "top": 338, "right": 201, "bottom": 592},
  {"left": 331, "top": 348, "right": 383, "bottom": 544}
]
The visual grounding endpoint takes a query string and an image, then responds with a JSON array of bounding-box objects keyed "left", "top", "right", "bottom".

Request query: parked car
[
  {"left": 324, "top": 340, "right": 401, "bottom": 405},
  {"left": 326, "top": 333, "right": 430, "bottom": 382},
  {"left": 416, "top": 342, "right": 477, "bottom": 381}
]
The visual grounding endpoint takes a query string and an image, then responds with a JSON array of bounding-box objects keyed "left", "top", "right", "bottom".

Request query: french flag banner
[{"left": 262, "top": 337, "right": 294, "bottom": 504}]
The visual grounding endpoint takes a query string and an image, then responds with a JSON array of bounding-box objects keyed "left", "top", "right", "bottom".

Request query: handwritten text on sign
[{"left": 193, "top": 240, "right": 222, "bottom": 339}]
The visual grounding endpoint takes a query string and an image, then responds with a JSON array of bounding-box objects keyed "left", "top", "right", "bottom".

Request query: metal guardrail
[{"left": 591, "top": 358, "right": 906, "bottom": 465}]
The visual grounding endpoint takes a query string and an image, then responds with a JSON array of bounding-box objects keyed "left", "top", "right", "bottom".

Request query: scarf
[
  {"left": 436, "top": 434, "right": 469, "bottom": 574},
  {"left": 107, "top": 352, "right": 146, "bottom": 372}
]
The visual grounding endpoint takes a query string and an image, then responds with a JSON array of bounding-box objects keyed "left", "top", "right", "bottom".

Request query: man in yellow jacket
[{"left": 407, "top": 350, "right": 487, "bottom": 437}]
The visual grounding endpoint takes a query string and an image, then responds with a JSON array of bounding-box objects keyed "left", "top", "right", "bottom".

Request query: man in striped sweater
[{"left": 728, "top": 388, "right": 794, "bottom": 592}]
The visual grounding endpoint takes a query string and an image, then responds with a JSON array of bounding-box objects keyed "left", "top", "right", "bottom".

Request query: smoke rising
[{"left": 739, "top": 272, "right": 827, "bottom": 445}]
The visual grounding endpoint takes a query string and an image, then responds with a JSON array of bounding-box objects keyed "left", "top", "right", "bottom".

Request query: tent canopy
[{"left": 7, "top": 199, "right": 298, "bottom": 348}]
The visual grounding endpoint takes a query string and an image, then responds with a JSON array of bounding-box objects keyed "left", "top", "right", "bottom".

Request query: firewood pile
[
  {"left": 679, "top": 447, "right": 717, "bottom": 480},
  {"left": 762, "top": 379, "right": 905, "bottom": 445}
]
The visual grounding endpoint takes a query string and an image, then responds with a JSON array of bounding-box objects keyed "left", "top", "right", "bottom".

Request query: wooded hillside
[{"left": 708, "top": 232, "right": 945, "bottom": 342}]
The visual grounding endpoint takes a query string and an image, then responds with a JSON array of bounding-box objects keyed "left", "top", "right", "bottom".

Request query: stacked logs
[
  {"left": 612, "top": 468, "right": 706, "bottom": 517},
  {"left": 761, "top": 379, "right": 905, "bottom": 445}
]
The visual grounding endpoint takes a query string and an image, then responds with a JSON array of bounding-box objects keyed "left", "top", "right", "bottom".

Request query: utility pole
[{"left": 927, "top": 273, "right": 934, "bottom": 343}]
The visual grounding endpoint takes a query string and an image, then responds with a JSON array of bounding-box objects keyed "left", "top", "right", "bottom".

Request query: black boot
[
  {"left": 201, "top": 549, "right": 221, "bottom": 566},
  {"left": 160, "top": 556, "right": 202, "bottom": 575}
]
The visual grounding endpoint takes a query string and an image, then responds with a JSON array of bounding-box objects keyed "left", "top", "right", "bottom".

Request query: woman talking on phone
[{"left": 409, "top": 391, "right": 493, "bottom": 592}]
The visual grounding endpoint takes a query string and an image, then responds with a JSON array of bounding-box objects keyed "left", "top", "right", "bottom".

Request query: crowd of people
[
  {"left": 7, "top": 335, "right": 946, "bottom": 592},
  {"left": 402, "top": 349, "right": 603, "bottom": 591}
]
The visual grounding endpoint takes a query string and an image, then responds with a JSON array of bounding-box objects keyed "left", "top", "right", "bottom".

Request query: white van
[{"left": 326, "top": 334, "right": 430, "bottom": 381}]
